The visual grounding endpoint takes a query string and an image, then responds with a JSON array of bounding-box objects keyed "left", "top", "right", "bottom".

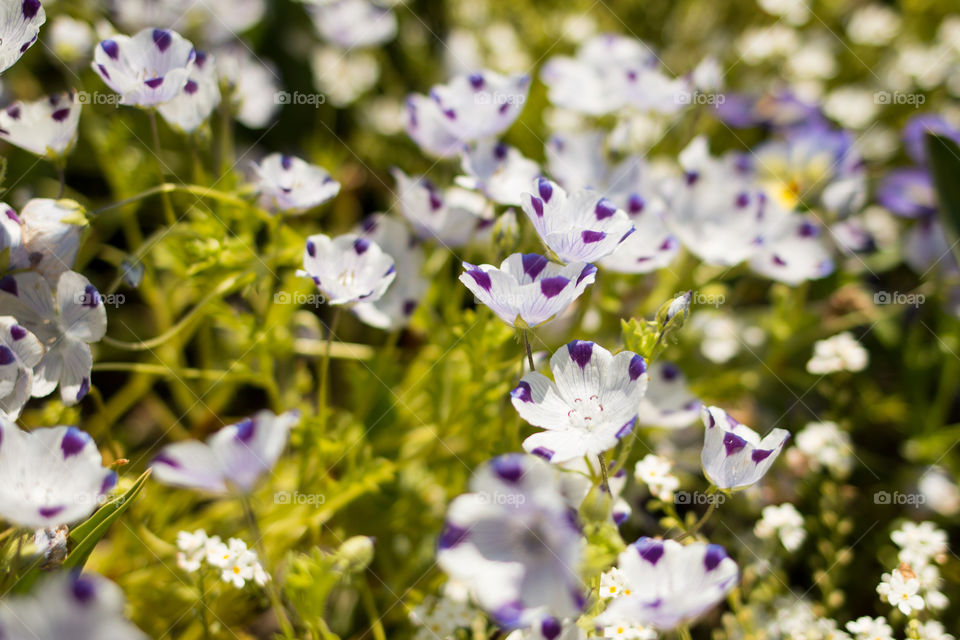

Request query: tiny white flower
[
  {"left": 0, "top": 417, "right": 117, "bottom": 528},
  {"left": 634, "top": 454, "right": 679, "bottom": 500},
  {"left": 301, "top": 233, "right": 396, "bottom": 305},
  {"left": 511, "top": 340, "right": 648, "bottom": 463},
  {"left": 806, "top": 332, "right": 868, "bottom": 375},
  {"left": 845, "top": 616, "right": 893, "bottom": 640},
  {"left": 599, "top": 567, "right": 629, "bottom": 599},
  {"left": 877, "top": 567, "right": 924, "bottom": 615},
  {"left": 795, "top": 421, "right": 853, "bottom": 477},
  {"left": 151, "top": 410, "right": 300, "bottom": 494},
  {"left": 916, "top": 620, "right": 954, "bottom": 640},
  {"left": 754, "top": 503, "right": 806, "bottom": 551},
  {"left": 254, "top": 153, "right": 340, "bottom": 214},
  {"left": 0, "top": 92, "right": 81, "bottom": 160},
  {"left": 47, "top": 15, "right": 93, "bottom": 64},
  {"left": 919, "top": 466, "right": 960, "bottom": 516},
  {"left": 757, "top": 0, "right": 809, "bottom": 25},
  {"left": 700, "top": 406, "right": 790, "bottom": 490},
  {"left": 176, "top": 529, "right": 209, "bottom": 573},
  {"left": 92, "top": 28, "right": 197, "bottom": 107},
  {"left": 891, "top": 521, "right": 948, "bottom": 567},
  {"left": 846, "top": 5, "right": 902, "bottom": 46}
]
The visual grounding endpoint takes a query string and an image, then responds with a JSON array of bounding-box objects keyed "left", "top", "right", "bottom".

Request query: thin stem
[
  {"left": 240, "top": 497, "right": 295, "bottom": 638},
  {"left": 677, "top": 495, "right": 719, "bottom": 541},
  {"left": 596, "top": 454, "right": 611, "bottom": 495},
  {"left": 677, "top": 626, "right": 693, "bottom": 640},
  {"left": 196, "top": 571, "right": 212, "bottom": 640},
  {"left": 359, "top": 579, "right": 387, "bottom": 640},
  {"left": 522, "top": 329, "right": 535, "bottom": 372},
  {"left": 300, "top": 307, "right": 342, "bottom": 489},
  {"left": 147, "top": 110, "right": 177, "bottom": 226},
  {"left": 56, "top": 162, "right": 65, "bottom": 198}
]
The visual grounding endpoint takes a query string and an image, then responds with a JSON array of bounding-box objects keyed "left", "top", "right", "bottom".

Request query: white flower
[
  {"left": 755, "top": 503, "right": 806, "bottom": 551},
  {"left": 47, "top": 15, "right": 93, "bottom": 64},
  {"left": 0, "top": 0, "right": 45, "bottom": 75},
  {"left": 392, "top": 169, "right": 494, "bottom": 247},
  {"left": 845, "top": 616, "right": 893, "bottom": 640},
  {"left": 637, "top": 362, "right": 701, "bottom": 429},
  {"left": 214, "top": 537, "right": 267, "bottom": 588},
  {"left": 0, "top": 271, "right": 107, "bottom": 405},
  {"left": 254, "top": 153, "right": 340, "bottom": 214},
  {"left": 602, "top": 624, "right": 657, "bottom": 640},
  {"left": 749, "top": 215, "right": 834, "bottom": 285},
  {"left": 596, "top": 538, "right": 739, "bottom": 629},
  {"left": 890, "top": 521, "right": 948, "bottom": 567},
  {"left": 806, "top": 332, "right": 868, "bottom": 374},
  {"left": 877, "top": 567, "right": 924, "bottom": 615},
  {"left": 157, "top": 50, "right": 220, "bottom": 133},
  {"left": 176, "top": 529, "right": 209, "bottom": 572},
  {"left": 10, "top": 198, "right": 88, "bottom": 283},
  {"left": 310, "top": 46, "right": 380, "bottom": 107},
  {"left": 459, "top": 253, "right": 596, "bottom": 329},
  {"left": 457, "top": 140, "right": 540, "bottom": 206},
  {"left": 916, "top": 563, "right": 948, "bottom": 610},
  {"left": 306, "top": 0, "right": 397, "bottom": 49},
  {"left": 521, "top": 177, "right": 635, "bottom": 263},
  {"left": 916, "top": 621, "right": 954, "bottom": 640},
  {"left": 410, "top": 595, "right": 475, "bottom": 638},
  {"left": 0, "top": 315, "right": 42, "bottom": 418},
  {"left": 352, "top": 214, "right": 428, "bottom": 330},
  {"left": 511, "top": 340, "right": 648, "bottom": 463},
  {"left": 0, "top": 417, "right": 117, "bottom": 528},
  {"left": 599, "top": 567, "right": 629, "bottom": 599},
  {"left": 700, "top": 406, "right": 790, "bottom": 490},
  {"left": 846, "top": 5, "right": 902, "bottom": 46},
  {"left": 918, "top": 466, "right": 960, "bottom": 516},
  {"left": 301, "top": 233, "right": 396, "bottom": 305},
  {"left": 437, "top": 454, "right": 584, "bottom": 628},
  {"left": 215, "top": 43, "right": 281, "bottom": 129},
  {"left": 634, "top": 454, "right": 679, "bottom": 500},
  {"left": 151, "top": 410, "right": 299, "bottom": 494},
  {"left": 0, "top": 572, "right": 147, "bottom": 639},
  {"left": 92, "top": 28, "right": 197, "bottom": 107},
  {"left": 757, "top": 0, "right": 809, "bottom": 25},
  {"left": 0, "top": 92, "right": 80, "bottom": 160},
  {"left": 823, "top": 87, "right": 880, "bottom": 130},
  {"left": 795, "top": 421, "right": 853, "bottom": 477}
]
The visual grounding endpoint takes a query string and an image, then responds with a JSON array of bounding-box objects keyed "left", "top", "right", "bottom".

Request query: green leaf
[
  {"left": 65, "top": 469, "right": 152, "bottom": 569},
  {"left": 927, "top": 133, "right": 960, "bottom": 244}
]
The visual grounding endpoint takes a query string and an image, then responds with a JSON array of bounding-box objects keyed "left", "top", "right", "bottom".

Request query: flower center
[{"left": 567, "top": 395, "right": 604, "bottom": 429}]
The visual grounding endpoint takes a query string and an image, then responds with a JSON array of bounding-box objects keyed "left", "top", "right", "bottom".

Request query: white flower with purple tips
[
  {"left": 596, "top": 537, "right": 739, "bottom": 629},
  {"left": 0, "top": 315, "right": 42, "bottom": 418},
  {"left": 301, "top": 233, "right": 396, "bottom": 305},
  {"left": 700, "top": 406, "right": 789, "bottom": 490},
  {"left": 457, "top": 140, "right": 540, "bottom": 206},
  {"left": 151, "top": 409, "right": 299, "bottom": 494},
  {"left": 92, "top": 27, "right": 197, "bottom": 107},
  {"left": 305, "top": 0, "right": 397, "bottom": 49},
  {"left": 9, "top": 198, "right": 88, "bottom": 284},
  {"left": 0, "top": 0, "right": 45, "bottom": 75},
  {"left": 0, "top": 571, "right": 147, "bottom": 639},
  {"left": 437, "top": 454, "right": 584, "bottom": 628},
  {"left": 157, "top": 50, "right": 221, "bottom": 133},
  {"left": 0, "top": 416, "right": 117, "bottom": 528},
  {"left": 255, "top": 153, "right": 341, "bottom": 214},
  {"left": 459, "top": 253, "right": 596, "bottom": 328},
  {"left": 0, "top": 271, "right": 106, "bottom": 406},
  {"left": 521, "top": 178, "right": 635, "bottom": 263},
  {"left": 511, "top": 340, "right": 648, "bottom": 463},
  {"left": 636, "top": 362, "right": 702, "bottom": 429},
  {"left": 392, "top": 168, "right": 493, "bottom": 246},
  {"left": 0, "top": 91, "right": 80, "bottom": 160},
  {"left": 749, "top": 214, "right": 835, "bottom": 285}
]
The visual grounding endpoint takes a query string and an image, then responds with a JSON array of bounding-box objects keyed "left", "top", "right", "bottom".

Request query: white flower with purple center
[
  {"left": 9, "top": 198, "right": 88, "bottom": 284},
  {"left": 457, "top": 140, "right": 541, "bottom": 206},
  {"left": 352, "top": 214, "right": 428, "bottom": 330},
  {"left": 459, "top": 253, "right": 597, "bottom": 328},
  {"left": 637, "top": 362, "right": 701, "bottom": 429},
  {"left": 437, "top": 454, "right": 585, "bottom": 628},
  {"left": 0, "top": 315, "right": 42, "bottom": 419},
  {"left": 254, "top": 153, "right": 341, "bottom": 214},
  {"left": 596, "top": 538, "right": 739, "bottom": 630},
  {"left": 521, "top": 178, "right": 635, "bottom": 263},
  {"left": 392, "top": 168, "right": 493, "bottom": 247},
  {"left": 157, "top": 50, "right": 221, "bottom": 133},
  {"left": 92, "top": 28, "right": 197, "bottom": 107},
  {"left": 0, "top": 91, "right": 80, "bottom": 160},
  {"left": 151, "top": 409, "right": 299, "bottom": 494},
  {"left": 405, "top": 71, "right": 530, "bottom": 157},
  {"left": 0, "top": 416, "right": 117, "bottom": 528},
  {"left": 749, "top": 214, "right": 835, "bottom": 285},
  {"left": 0, "top": 271, "right": 106, "bottom": 406},
  {"left": 0, "top": 0, "right": 45, "bottom": 75},
  {"left": 700, "top": 406, "right": 789, "bottom": 490},
  {"left": 511, "top": 340, "right": 648, "bottom": 463},
  {"left": 305, "top": 0, "right": 397, "bottom": 49},
  {"left": 301, "top": 233, "right": 396, "bottom": 305},
  {"left": 0, "top": 571, "right": 147, "bottom": 639}
]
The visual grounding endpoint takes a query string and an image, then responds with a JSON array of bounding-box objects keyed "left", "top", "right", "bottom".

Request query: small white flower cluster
[
  {"left": 887, "top": 522, "right": 950, "bottom": 611},
  {"left": 794, "top": 421, "right": 854, "bottom": 477},
  {"left": 754, "top": 503, "right": 806, "bottom": 551},
  {"left": 597, "top": 570, "right": 656, "bottom": 639},
  {"left": 876, "top": 565, "right": 924, "bottom": 616},
  {"left": 176, "top": 529, "right": 269, "bottom": 589},
  {"left": 409, "top": 588, "right": 476, "bottom": 640},
  {"left": 633, "top": 454, "right": 679, "bottom": 500},
  {"left": 806, "top": 332, "right": 869, "bottom": 375}
]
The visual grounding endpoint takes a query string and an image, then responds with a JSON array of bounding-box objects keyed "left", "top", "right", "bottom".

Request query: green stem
[
  {"left": 147, "top": 110, "right": 177, "bottom": 226},
  {"left": 677, "top": 491, "right": 719, "bottom": 541},
  {"left": 94, "top": 183, "right": 256, "bottom": 215},
  {"left": 300, "top": 307, "right": 342, "bottom": 489},
  {"left": 522, "top": 329, "right": 535, "bottom": 372},
  {"left": 359, "top": 579, "right": 387, "bottom": 640},
  {"left": 196, "top": 571, "right": 212, "bottom": 640},
  {"left": 597, "top": 453, "right": 611, "bottom": 495},
  {"left": 240, "top": 497, "right": 295, "bottom": 638}
]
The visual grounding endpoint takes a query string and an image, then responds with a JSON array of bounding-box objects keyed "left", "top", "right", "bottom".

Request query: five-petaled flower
[
  {"left": 300, "top": 233, "right": 396, "bottom": 305},
  {"left": 92, "top": 28, "right": 197, "bottom": 107},
  {"left": 255, "top": 153, "right": 341, "bottom": 214},
  {"left": 0, "top": 91, "right": 80, "bottom": 160},
  {"left": 700, "top": 405, "right": 790, "bottom": 490}
]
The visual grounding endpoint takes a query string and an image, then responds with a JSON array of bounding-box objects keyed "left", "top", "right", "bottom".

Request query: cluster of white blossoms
[
  {"left": 806, "top": 332, "right": 870, "bottom": 375},
  {"left": 176, "top": 529, "right": 269, "bottom": 588},
  {"left": 793, "top": 420, "right": 854, "bottom": 477},
  {"left": 408, "top": 585, "right": 477, "bottom": 640},
  {"left": 754, "top": 503, "right": 806, "bottom": 551},
  {"left": 633, "top": 454, "right": 679, "bottom": 500}
]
